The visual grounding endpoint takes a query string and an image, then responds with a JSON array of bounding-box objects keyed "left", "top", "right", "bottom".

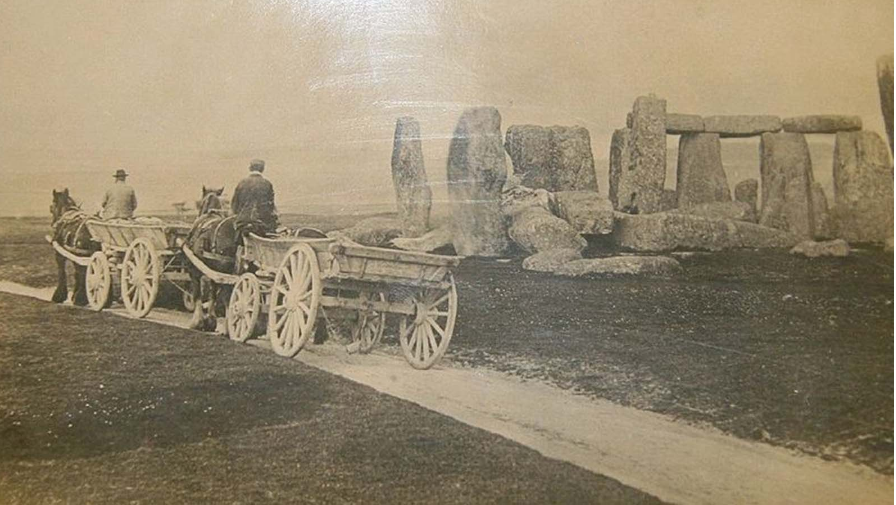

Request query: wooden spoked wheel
[
  {"left": 227, "top": 273, "right": 261, "bottom": 343},
  {"left": 85, "top": 251, "right": 111, "bottom": 311},
  {"left": 267, "top": 244, "right": 321, "bottom": 357},
  {"left": 398, "top": 275, "right": 458, "bottom": 370},
  {"left": 352, "top": 292, "right": 386, "bottom": 354},
  {"left": 120, "top": 238, "right": 161, "bottom": 318}
]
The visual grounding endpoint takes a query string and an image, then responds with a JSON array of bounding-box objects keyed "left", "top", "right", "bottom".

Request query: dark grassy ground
[
  {"left": 2, "top": 216, "right": 893, "bottom": 474},
  {"left": 0, "top": 293, "right": 662, "bottom": 504}
]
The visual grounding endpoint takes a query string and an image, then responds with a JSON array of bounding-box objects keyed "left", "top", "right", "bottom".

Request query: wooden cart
[
  {"left": 81, "top": 220, "right": 192, "bottom": 317},
  {"left": 218, "top": 233, "right": 460, "bottom": 370}
]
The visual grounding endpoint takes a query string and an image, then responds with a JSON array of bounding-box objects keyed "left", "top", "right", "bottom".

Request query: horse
[
  {"left": 185, "top": 186, "right": 242, "bottom": 331},
  {"left": 49, "top": 189, "right": 97, "bottom": 305}
]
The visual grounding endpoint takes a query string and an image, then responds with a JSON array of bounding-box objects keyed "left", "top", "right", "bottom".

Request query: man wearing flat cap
[
  {"left": 232, "top": 159, "right": 279, "bottom": 235},
  {"left": 101, "top": 169, "right": 137, "bottom": 219}
]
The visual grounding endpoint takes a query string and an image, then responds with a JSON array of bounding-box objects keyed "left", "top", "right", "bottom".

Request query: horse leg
[
  {"left": 72, "top": 264, "right": 89, "bottom": 306},
  {"left": 203, "top": 280, "right": 219, "bottom": 332},
  {"left": 187, "top": 268, "right": 205, "bottom": 330},
  {"left": 52, "top": 253, "right": 68, "bottom": 303}
]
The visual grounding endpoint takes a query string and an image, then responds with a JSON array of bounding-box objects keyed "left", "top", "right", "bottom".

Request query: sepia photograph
[{"left": 0, "top": 1, "right": 893, "bottom": 503}]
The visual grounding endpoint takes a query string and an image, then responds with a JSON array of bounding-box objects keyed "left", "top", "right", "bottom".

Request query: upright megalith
[
  {"left": 676, "top": 133, "right": 731, "bottom": 208},
  {"left": 810, "top": 182, "right": 833, "bottom": 240},
  {"left": 759, "top": 132, "right": 815, "bottom": 239},
  {"left": 877, "top": 55, "right": 894, "bottom": 153},
  {"left": 610, "top": 95, "right": 667, "bottom": 214},
  {"left": 391, "top": 117, "right": 432, "bottom": 237},
  {"left": 734, "top": 179, "right": 759, "bottom": 216},
  {"left": 504, "top": 125, "right": 598, "bottom": 192},
  {"left": 831, "top": 131, "right": 894, "bottom": 243},
  {"left": 447, "top": 107, "right": 510, "bottom": 256}
]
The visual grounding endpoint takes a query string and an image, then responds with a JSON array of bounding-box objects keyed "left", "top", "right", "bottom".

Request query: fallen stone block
[
  {"left": 789, "top": 239, "right": 850, "bottom": 258},
  {"left": 548, "top": 191, "right": 615, "bottom": 235},
  {"left": 704, "top": 115, "right": 782, "bottom": 138},
  {"left": 670, "top": 201, "right": 756, "bottom": 222},
  {"left": 782, "top": 115, "right": 862, "bottom": 134},
  {"left": 676, "top": 133, "right": 731, "bottom": 208},
  {"left": 508, "top": 207, "right": 587, "bottom": 254},
  {"left": 501, "top": 185, "right": 552, "bottom": 218},
  {"left": 666, "top": 113, "right": 704, "bottom": 134},
  {"left": 521, "top": 248, "right": 583, "bottom": 273},
  {"left": 611, "top": 211, "right": 798, "bottom": 252},
  {"left": 554, "top": 256, "right": 682, "bottom": 277},
  {"left": 391, "top": 117, "right": 432, "bottom": 237},
  {"left": 832, "top": 131, "right": 894, "bottom": 243},
  {"left": 391, "top": 225, "right": 453, "bottom": 253},
  {"left": 329, "top": 217, "right": 402, "bottom": 247}
]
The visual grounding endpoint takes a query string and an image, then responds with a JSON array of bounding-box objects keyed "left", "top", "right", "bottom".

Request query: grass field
[{"left": 1, "top": 215, "right": 893, "bottom": 474}]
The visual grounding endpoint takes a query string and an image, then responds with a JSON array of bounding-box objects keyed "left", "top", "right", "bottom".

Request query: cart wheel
[
  {"left": 182, "top": 290, "right": 195, "bottom": 312},
  {"left": 398, "top": 274, "right": 458, "bottom": 370},
  {"left": 352, "top": 292, "right": 386, "bottom": 354},
  {"left": 120, "top": 238, "right": 160, "bottom": 318},
  {"left": 85, "top": 252, "right": 111, "bottom": 311},
  {"left": 267, "top": 243, "right": 320, "bottom": 357},
  {"left": 228, "top": 273, "right": 261, "bottom": 343}
]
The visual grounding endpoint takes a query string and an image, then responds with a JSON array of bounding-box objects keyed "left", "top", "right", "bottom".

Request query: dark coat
[{"left": 231, "top": 173, "right": 278, "bottom": 232}]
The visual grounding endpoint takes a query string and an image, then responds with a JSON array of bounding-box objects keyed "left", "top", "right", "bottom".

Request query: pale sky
[{"left": 0, "top": 0, "right": 892, "bottom": 215}]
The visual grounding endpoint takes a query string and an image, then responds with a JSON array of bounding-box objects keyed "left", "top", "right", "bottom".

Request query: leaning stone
[
  {"left": 831, "top": 131, "right": 894, "bottom": 243},
  {"left": 666, "top": 113, "right": 704, "bottom": 134},
  {"left": 554, "top": 256, "right": 682, "bottom": 277},
  {"left": 670, "top": 201, "right": 756, "bottom": 222},
  {"left": 504, "top": 125, "right": 553, "bottom": 189},
  {"left": 704, "top": 115, "right": 782, "bottom": 138},
  {"left": 611, "top": 212, "right": 798, "bottom": 252},
  {"left": 608, "top": 127, "right": 632, "bottom": 211},
  {"left": 878, "top": 55, "right": 894, "bottom": 153},
  {"left": 391, "top": 117, "right": 432, "bottom": 237},
  {"left": 676, "top": 133, "right": 731, "bottom": 208},
  {"left": 810, "top": 183, "right": 833, "bottom": 240},
  {"left": 329, "top": 217, "right": 402, "bottom": 247},
  {"left": 391, "top": 225, "right": 453, "bottom": 253},
  {"left": 508, "top": 207, "right": 587, "bottom": 254},
  {"left": 759, "top": 132, "right": 815, "bottom": 239},
  {"left": 734, "top": 179, "right": 759, "bottom": 216},
  {"left": 548, "top": 191, "right": 615, "bottom": 235},
  {"left": 627, "top": 95, "right": 667, "bottom": 213},
  {"left": 521, "top": 248, "right": 583, "bottom": 273},
  {"left": 789, "top": 239, "right": 850, "bottom": 258},
  {"left": 447, "top": 107, "right": 510, "bottom": 256},
  {"left": 782, "top": 115, "right": 862, "bottom": 134}
]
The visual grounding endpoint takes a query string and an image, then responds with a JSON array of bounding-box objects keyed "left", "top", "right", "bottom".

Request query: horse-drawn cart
[
  {"left": 80, "top": 220, "right": 192, "bottom": 317},
  {"left": 185, "top": 233, "right": 461, "bottom": 370}
]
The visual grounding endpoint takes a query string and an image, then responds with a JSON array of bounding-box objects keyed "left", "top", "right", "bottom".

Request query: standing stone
[
  {"left": 391, "top": 117, "right": 431, "bottom": 237},
  {"left": 759, "top": 132, "right": 815, "bottom": 239},
  {"left": 810, "top": 183, "right": 833, "bottom": 240},
  {"left": 734, "top": 179, "right": 759, "bottom": 216},
  {"left": 447, "top": 107, "right": 510, "bottom": 256},
  {"left": 878, "top": 55, "right": 894, "bottom": 153},
  {"left": 831, "top": 131, "right": 894, "bottom": 243},
  {"left": 608, "top": 127, "right": 632, "bottom": 210},
  {"left": 676, "top": 133, "right": 731, "bottom": 208},
  {"left": 504, "top": 125, "right": 598, "bottom": 192},
  {"left": 628, "top": 95, "right": 667, "bottom": 214}
]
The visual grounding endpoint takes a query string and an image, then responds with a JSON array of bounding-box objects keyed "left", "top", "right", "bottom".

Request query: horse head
[
  {"left": 198, "top": 186, "right": 225, "bottom": 215},
  {"left": 50, "top": 188, "right": 78, "bottom": 224}
]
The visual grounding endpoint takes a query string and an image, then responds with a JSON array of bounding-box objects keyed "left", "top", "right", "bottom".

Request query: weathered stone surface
[
  {"left": 391, "top": 117, "right": 432, "bottom": 237},
  {"left": 831, "top": 131, "right": 894, "bottom": 243},
  {"left": 886, "top": 237, "right": 894, "bottom": 252},
  {"left": 391, "top": 225, "right": 453, "bottom": 253},
  {"left": 660, "top": 189, "right": 678, "bottom": 211},
  {"left": 734, "top": 179, "right": 759, "bottom": 215},
  {"left": 759, "top": 132, "right": 815, "bottom": 239},
  {"left": 627, "top": 96, "right": 667, "bottom": 213},
  {"left": 704, "top": 115, "right": 782, "bottom": 138},
  {"left": 503, "top": 125, "right": 598, "bottom": 192},
  {"left": 810, "top": 183, "right": 833, "bottom": 239},
  {"left": 521, "top": 248, "right": 583, "bottom": 273},
  {"left": 447, "top": 107, "right": 510, "bottom": 256},
  {"left": 329, "top": 217, "right": 402, "bottom": 247},
  {"left": 782, "top": 115, "right": 862, "bottom": 134},
  {"left": 507, "top": 207, "right": 587, "bottom": 254},
  {"left": 554, "top": 256, "right": 682, "bottom": 277},
  {"left": 548, "top": 191, "right": 615, "bottom": 235},
  {"left": 676, "top": 133, "right": 731, "bottom": 208},
  {"left": 666, "top": 113, "right": 704, "bottom": 134},
  {"left": 608, "top": 127, "right": 632, "bottom": 211},
  {"left": 611, "top": 212, "right": 798, "bottom": 252},
  {"left": 670, "top": 201, "right": 756, "bottom": 222},
  {"left": 500, "top": 185, "right": 552, "bottom": 217},
  {"left": 878, "top": 54, "right": 894, "bottom": 153},
  {"left": 790, "top": 239, "right": 850, "bottom": 258}
]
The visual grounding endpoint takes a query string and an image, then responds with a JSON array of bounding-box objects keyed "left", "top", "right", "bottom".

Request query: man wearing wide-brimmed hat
[
  {"left": 232, "top": 159, "right": 279, "bottom": 234},
  {"left": 101, "top": 169, "right": 137, "bottom": 219}
]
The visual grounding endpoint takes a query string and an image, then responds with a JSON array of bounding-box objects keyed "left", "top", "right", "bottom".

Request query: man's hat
[
  {"left": 113, "top": 169, "right": 129, "bottom": 179},
  {"left": 249, "top": 159, "right": 265, "bottom": 172}
]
